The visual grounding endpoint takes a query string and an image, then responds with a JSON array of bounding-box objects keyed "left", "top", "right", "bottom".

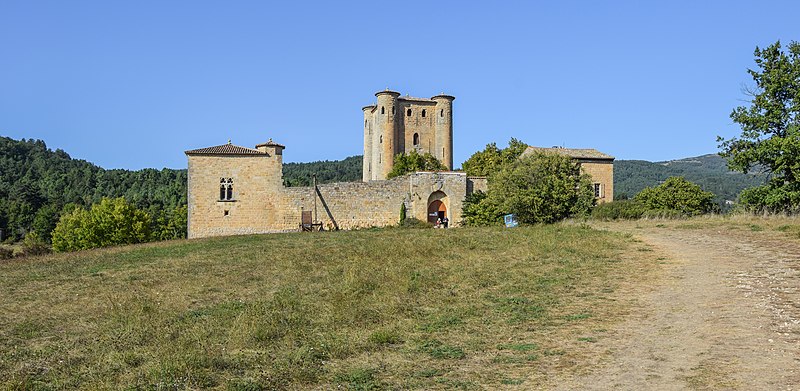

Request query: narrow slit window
[
  {"left": 381, "top": 106, "right": 385, "bottom": 114},
  {"left": 421, "top": 109, "right": 426, "bottom": 117},
  {"left": 440, "top": 109, "right": 444, "bottom": 117},
  {"left": 392, "top": 106, "right": 395, "bottom": 115},
  {"left": 407, "top": 108, "right": 412, "bottom": 116},
  {"left": 413, "top": 133, "right": 419, "bottom": 146}
]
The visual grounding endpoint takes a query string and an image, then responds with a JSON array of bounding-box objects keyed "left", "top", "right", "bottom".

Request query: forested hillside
[
  {"left": 0, "top": 137, "right": 187, "bottom": 242},
  {"left": 283, "top": 155, "right": 362, "bottom": 186},
  {"left": 614, "top": 154, "right": 767, "bottom": 204}
]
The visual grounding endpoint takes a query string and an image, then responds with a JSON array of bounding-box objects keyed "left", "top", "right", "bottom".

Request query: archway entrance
[
  {"left": 427, "top": 191, "right": 448, "bottom": 224},
  {"left": 428, "top": 200, "right": 446, "bottom": 224}
]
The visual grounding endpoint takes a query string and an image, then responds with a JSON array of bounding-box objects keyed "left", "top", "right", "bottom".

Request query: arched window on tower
[
  {"left": 220, "top": 182, "right": 226, "bottom": 200},
  {"left": 413, "top": 133, "right": 420, "bottom": 146},
  {"left": 422, "top": 109, "right": 426, "bottom": 117},
  {"left": 392, "top": 106, "right": 395, "bottom": 115},
  {"left": 226, "top": 178, "right": 233, "bottom": 200},
  {"left": 407, "top": 108, "right": 412, "bottom": 116},
  {"left": 381, "top": 106, "right": 385, "bottom": 114}
]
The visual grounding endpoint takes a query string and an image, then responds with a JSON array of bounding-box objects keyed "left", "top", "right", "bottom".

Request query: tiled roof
[
  {"left": 256, "top": 139, "right": 285, "bottom": 148},
  {"left": 185, "top": 143, "right": 265, "bottom": 155},
  {"left": 522, "top": 146, "right": 614, "bottom": 160},
  {"left": 397, "top": 95, "right": 435, "bottom": 103}
]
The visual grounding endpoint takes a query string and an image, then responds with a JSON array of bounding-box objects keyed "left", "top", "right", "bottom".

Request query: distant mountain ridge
[{"left": 614, "top": 154, "right": 767, "bottom": 204}]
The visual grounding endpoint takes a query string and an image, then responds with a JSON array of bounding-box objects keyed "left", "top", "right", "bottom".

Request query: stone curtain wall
[{"left": 188, "top": 152, "right": 474, "bottom": 238}]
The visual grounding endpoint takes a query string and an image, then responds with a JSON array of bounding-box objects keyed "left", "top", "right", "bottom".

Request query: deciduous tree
[{"left": 718, "top": 40, "right": 800, "bottom": 211}]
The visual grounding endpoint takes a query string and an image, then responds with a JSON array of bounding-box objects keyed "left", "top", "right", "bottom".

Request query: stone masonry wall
[
  {"left": 579, "top": 161, "right": 614, "bottom": 203},
  {"left": 187, "top": 154, "right": 284, "bottom": 238}
]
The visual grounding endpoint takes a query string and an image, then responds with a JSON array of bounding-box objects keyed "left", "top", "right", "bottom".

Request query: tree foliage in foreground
[
  {"left": 462, "top": 138, "right": 528, "bottom": 177},
  {"left": 464, "top": 152, "right": 595, "bottom": 225},
  {"left": 52, "top": 197, "right": 151, "bottom": 252},
  {"left": 387, "top": 150, "right": 447, "bottom": 179},
  {"left": 718, "top": 40, "right": 800, "bottom": 212}
]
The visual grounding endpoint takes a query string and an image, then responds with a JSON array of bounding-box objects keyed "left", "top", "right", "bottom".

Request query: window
[
  {"left": 379, "top": 135, "right": 382, "bottom": 143},
  {"left": 365, "top": 119, "right": 367, "bottom": 127},
  {"left": 381, "top": 106, "right": 385, "bottom": 114},
  {"left": 594, "top": 183, "right": 602, "bottom": 198},
  {"left": 219, "top": 178, "right": 234, "bottom": 201},
  {"left": 422, "top": 109, "right": 426, "bottom": 117},
  {"left": 413, "top": 133, "right": 419, "bottom": 146},
  {"left": 440, "top": 109, "right": 444, "bottom": 117},
  {"left": 392, "top": 106, "right": 395, "bottom": 115},
  {"left": 407, "top": 108, "right": 412, "bottom": 116},
  {"left": 223, "top": 210, "right": 229, "bottom": 216}
]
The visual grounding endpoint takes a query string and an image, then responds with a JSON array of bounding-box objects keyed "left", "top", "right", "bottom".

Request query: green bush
[
  {"left": 485, "top": 152, "right": 595, "bottom": 224},
  {"left": 634, "top": 177, "right": 714, "bottom": 216},
  {"left": 20, "top": 232, "right": 51, "bottom": 256},
  {"left": 0, "top": 246, "right": 13, "bottom": 260},
  {"left": 51, "top": 197, "right": 151, "bottom": 252},
  {"left": 591, "top": 200, "right": 646, "bottom": 220},
  {"left": 398, "top": 218, "right": 432, "bottom": 229},
  {"left": 387, "top": 150, "right": 447, "bottom": 179},
  {"left": 738, "top": 184, "right": 800, "bottom": 214},
  {"left": 462, "top": 191, "right": 502, "bottom": 226}
]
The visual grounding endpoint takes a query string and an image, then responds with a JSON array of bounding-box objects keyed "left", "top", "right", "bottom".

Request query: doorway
[{"left": 428, "top": 200, "right": 446, "bottom": 223}]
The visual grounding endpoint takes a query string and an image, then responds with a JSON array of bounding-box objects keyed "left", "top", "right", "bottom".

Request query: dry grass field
[
  {"left": 0, "top": 225, "right": 655, "bottom": 389},
  {"left": 2, "top": 216, "right": 798, "bottom": 390}
]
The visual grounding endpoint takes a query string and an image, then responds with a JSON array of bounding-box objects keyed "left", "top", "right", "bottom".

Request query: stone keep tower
[{"left": 362, "top": 89, "right": 454, "bottom": 181}]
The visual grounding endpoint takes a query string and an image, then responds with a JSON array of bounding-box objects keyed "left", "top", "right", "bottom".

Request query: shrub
[
  {"left": 634, "top": 177, "right": 714, "bottom": 216},
  {"left": 52, "top": 197, "right": 151, "bottom": 252},
  {"left": 462, "top": 191, "right": 501, "bottom": 226},
  {"left": 486, "top": 152, "right": 595, "bottom": 224},
  {"left": 20, "top": 232, "right": 51, "bottom": 256},
  {"left": 591, "top": 200, "right": 646, "bottom": 220},
  {"left": 738, "top": 184, "right": 800, "bottom": 214},
  {"left": 398, "top": 218, "right": 432, "bottom": 229},
  {"left": 0, "top": 246, "right": 13, "bottom": 260},
  {"left": 387, "top": 150, "right": 446, "bottom": 179}
]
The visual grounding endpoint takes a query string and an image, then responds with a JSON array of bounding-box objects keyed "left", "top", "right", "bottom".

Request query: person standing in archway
[{"left": 442, "top": 216, "right": 449, "bottom": 228}]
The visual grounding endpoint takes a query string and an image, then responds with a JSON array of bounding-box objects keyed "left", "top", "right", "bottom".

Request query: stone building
[
  {"left": 362, "top": 89, "right": 454, "bottom": 181},
  {"left": 185, "top": 138, "right": 484, "bottom": 238},
  {"left": 184, "top": 89, "right": 613, "bottom": 239},
  {"left": 520, "top": 146, "right": 615, "bottom": 203}
]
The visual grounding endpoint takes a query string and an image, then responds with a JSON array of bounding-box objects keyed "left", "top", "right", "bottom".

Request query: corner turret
[{"left": 431, "top": 94, "right": 455, "bottom": 169}]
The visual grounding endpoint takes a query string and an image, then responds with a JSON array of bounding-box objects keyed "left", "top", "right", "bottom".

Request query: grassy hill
[
  {"left": 0, "top": 225, "right": 654, "bottom": 389},
  {"left": 614, "top": 154, "right": 767, "bottom": 204}
]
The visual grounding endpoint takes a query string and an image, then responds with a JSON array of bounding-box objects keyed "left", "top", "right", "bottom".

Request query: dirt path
[{"left": 555, "top": 224, "right": 800, "bottom": 390}]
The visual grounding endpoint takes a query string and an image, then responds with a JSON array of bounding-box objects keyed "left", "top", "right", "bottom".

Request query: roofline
[{"left": 184, "top": 151, "right": 267, "bottom": 156}]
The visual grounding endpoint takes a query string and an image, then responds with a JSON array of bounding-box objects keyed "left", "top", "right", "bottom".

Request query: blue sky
[{"left": 1, "top": 1, "right": 798, "bottom": 169}]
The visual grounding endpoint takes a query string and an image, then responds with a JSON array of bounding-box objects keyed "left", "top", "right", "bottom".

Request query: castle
[
  {"left": 362, "top": 90, "right": 454, "bottom": 180},
  {"left": 184, "top": 89, "right": 613, "bottom": 239}
]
